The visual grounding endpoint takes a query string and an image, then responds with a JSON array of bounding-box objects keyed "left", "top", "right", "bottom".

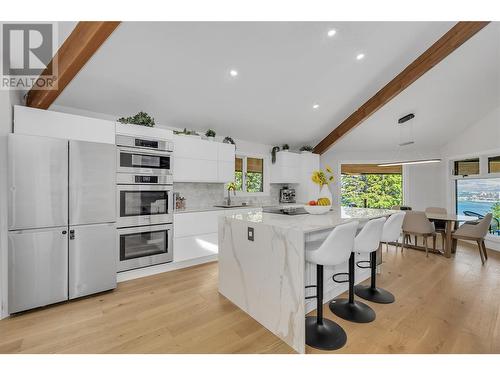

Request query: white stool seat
[
  {"left": 305, "top": 240, "right": 324, "bottom": 252},
  {"left": 381, "top": 212, "right": 406, "bottom": 243},
  {"left": 305, "top": 221, "right": 359, "bottom": 266}
]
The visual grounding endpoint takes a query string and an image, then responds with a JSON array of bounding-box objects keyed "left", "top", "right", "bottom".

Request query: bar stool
[
  {"left": 355, "top": 213, "right": 403, "bottom": 304},
  {"left": 305, "top": 221, "right": 359, "bottom": 350},
  {"left": 329, "top": 217, "right": 386, "bottom": 323}
]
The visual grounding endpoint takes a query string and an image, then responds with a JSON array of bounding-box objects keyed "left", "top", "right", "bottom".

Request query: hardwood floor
[{"left": 0, "top": 241, "right": 499, "bottom": 354}]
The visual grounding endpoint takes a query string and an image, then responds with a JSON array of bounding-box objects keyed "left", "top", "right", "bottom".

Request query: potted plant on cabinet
[
  {"left": 117, "top": 111, "right": 155, "bottom": 127},
  {"left": 205, "top": 129, "right": 216, "bottom": 141},
  {"left": 300, "top": 145, "right": 314, "bottom": 153}
]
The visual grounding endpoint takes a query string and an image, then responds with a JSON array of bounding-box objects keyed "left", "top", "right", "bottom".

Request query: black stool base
[
  {"left": 305, "top": 316, "right": 347, "bottom": 350},
  {"left": 329, "top": 298, "right": 376, "bottom": 323},
  {"left": 354, "top": 285, "right": 395, "bottom": 304}
]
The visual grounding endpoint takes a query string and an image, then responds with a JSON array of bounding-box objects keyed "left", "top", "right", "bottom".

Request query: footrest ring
[
  {"left": 356, "top": 260, "right": 371, "bottom": 269},
  {"left": 332, "top": 272, "right": 349, "bottom": 283}
]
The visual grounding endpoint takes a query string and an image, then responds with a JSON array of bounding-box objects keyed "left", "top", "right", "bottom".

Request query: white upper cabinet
[
  {"left": 269, "top": 151, "right": 301, "bottom": 183},
  {"left": 173, "top": 136, "right": 235, "bottom": 183},
  {"left": 14, "top": 106, "right": 115, "bottom": 144}
]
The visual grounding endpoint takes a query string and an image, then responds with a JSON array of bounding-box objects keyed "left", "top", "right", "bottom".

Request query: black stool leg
[
  {"left": 329, "top": 253, "right": 376, "bottom": 323},
  {"left": 354, "top": 251, "right": 395, "bottom": 304},
  {"left": 306, "top": 265, "right": 347, "bottom": 350}
]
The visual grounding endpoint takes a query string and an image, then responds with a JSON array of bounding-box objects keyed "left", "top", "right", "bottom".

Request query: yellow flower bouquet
[{"left": 311, "top": 165, "right": 334, "bottom": 187}]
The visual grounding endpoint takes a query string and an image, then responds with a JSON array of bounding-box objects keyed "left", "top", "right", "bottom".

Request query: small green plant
[
  {"left": 173, "top": 128, "right": 199, "bottom": 136},
  {"left": 300, "top": 145, "right": 314, "bottom": 152},
  {"left": 282, "top": 144, "right": 290, "bottom": 151},
  {"left": 205, "top": 129, "right": 216, "bottom": 137},
  {"left": 118, "top": 111, "right": 155, "bottom": 127},
  {"left": 223, "top": 136, "right": 235, "bottom": 145}
]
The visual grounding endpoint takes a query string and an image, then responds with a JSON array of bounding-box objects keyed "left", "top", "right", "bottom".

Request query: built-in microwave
[
  {"left": 116, "top": 184, "right": 173, "bottom": 228},
  {"left": 117, "top": 146, "right": 173, "bottom": 176},
  {"left": 117, "top": 223, "right": 173, "bottom": 272}
]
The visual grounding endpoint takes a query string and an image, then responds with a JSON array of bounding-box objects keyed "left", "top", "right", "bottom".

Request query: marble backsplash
[{"left": 173, "top": 183, "right": 287, "bottom": 210}]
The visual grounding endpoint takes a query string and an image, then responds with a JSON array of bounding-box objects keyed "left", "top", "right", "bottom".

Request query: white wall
[
  {"left": 0, "top": 91, "right": 22, "bottom": 318},
  {"left": 441, "top": 106, "right": 500, "bottom": 159}
]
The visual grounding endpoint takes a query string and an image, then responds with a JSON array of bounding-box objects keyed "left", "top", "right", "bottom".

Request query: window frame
[{"left": 230, "top": 153, "right": 269, "bottom": 197}]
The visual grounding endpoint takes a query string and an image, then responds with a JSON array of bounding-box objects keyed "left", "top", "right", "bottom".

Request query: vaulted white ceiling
[
  {"left": 52, "top": 21, "right": 470, "bottom": 148},
  {"left": 331, "top": 22, "right": 500, "bottom": 153}
]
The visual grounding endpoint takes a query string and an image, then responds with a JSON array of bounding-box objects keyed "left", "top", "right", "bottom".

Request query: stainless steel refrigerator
[{"left": 8, "top": 134, "right": 117, "bottom": 314}]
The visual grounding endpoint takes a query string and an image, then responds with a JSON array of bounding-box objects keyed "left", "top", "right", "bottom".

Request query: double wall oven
[{"left": 116, "top": 134, "right": 174, "bottom": 272}]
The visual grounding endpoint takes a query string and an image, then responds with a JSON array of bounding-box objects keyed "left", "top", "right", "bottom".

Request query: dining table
[{"left": 407, "top": 212, "right": 478, "bottom": 258}]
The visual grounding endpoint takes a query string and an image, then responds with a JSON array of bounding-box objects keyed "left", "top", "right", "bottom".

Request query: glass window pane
[
  {"left": 456, "top": 178, "right": 500, "bottom": 236},
  {"left": 488, "top": 156, "right": 500, "bottom": 173},
  {"left": 454, "top": 159, "right": 479, "bottom": 175},
  {"left": 234, "top": 171, "right": 243, "bottom": 191},
  {"left": 341, "top": 174, "right": 403, "bottom": 209},
  {"left": 246, "top": 172, "right": 263, "bottom": 192}
]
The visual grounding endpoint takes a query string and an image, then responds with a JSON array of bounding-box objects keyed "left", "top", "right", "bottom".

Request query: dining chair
[
  {"left": 452, "top": 213, "right": 492, "bottom": 265},
  {"left": 402, "top": 211, "right": 436, "bottom": 257},
  {"left": 425, "top": 207, "right": 447, "bottom": 250}
]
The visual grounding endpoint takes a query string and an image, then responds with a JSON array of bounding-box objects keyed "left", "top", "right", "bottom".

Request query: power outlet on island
[{"left": 247, "top": 227, "right": 254, "bottom": 241}]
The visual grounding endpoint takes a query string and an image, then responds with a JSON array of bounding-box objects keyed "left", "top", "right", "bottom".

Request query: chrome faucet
[{"left": 226, "top": 183, "right": 236, "bottom": 206}]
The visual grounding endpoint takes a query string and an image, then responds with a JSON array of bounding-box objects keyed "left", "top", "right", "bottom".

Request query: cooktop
[{"left": 262, "top": 206, "right": 308, "bottom": 215}]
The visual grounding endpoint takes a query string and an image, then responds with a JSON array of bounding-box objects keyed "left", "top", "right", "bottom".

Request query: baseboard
[{"left": 117, "top": 254, "right": 218, "bottom": 283}]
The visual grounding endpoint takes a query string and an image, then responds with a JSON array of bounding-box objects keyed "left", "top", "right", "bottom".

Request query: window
[
  {"left": 488, "top": 156, "right": 500, "bottom": 173},
  {"left": 231, "top": 155, "right": 264, "bottom": 193},
  {"left": 455, "top": 177, "right": 500, "bottom": 236},
  {"left": 454, "top": 158, "right": 480, "bottom": 176},
  {"left": 340, "top": 164, "right": 403, "bottom": 209}
]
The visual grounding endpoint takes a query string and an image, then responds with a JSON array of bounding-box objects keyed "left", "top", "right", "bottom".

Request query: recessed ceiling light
[
  {"left": 229, "top": 69, "right": 238, "bottom": 77},
  {"left": 312, "top": 104, "right": 320, "bottom": 110},
  {"left": 327, "top": 29, "right": 337, "bottom": 37},
  {"left": 356, "top": 53, "right": 365, "bottom": 61}
]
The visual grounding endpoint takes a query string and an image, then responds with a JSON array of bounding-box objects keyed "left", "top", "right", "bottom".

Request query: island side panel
[{"left": 218, "top": 216, "right": 306, "bottom": 354}]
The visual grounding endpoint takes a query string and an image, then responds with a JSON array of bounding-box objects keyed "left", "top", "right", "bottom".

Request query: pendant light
[{"left": 378, "top": 113, "right": 441, "bottom": 167}]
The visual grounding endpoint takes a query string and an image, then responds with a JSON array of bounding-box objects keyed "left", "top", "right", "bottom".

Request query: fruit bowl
[{"left": 304, "top": 204, "right": 332, "bottom": 215}]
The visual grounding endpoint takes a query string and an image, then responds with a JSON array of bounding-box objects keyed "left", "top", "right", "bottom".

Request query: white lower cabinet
[
  {"left": 174, "top": 233, "right": 218, "bottom": 262},
  {"left": 173, "top": 208, "right": 253, "bottom": 263}
]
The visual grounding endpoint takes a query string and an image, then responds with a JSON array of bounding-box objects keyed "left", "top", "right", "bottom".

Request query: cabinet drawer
[
  {"left": 174, "top": 211, "right": 219, "bottom": 237},
  {"left": 173, "top": 233, "right": 218, "bottom": 262}
]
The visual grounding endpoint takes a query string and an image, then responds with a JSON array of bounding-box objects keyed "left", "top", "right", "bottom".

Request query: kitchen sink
[{"left": 213, "top": 204, "right": 247, "bottom": 208}]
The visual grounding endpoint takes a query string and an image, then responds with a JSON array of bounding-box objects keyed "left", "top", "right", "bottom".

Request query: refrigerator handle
[{"left": 69, "top": 229, "right": 75, "bottom": 240}]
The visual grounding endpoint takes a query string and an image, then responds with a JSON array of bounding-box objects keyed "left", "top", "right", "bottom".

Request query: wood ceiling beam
[
  {"left": 26, "top": 21, "right": 121, "bottom": 109},
  {"left": 313, "top": 21, "right": 490, "bottom": 155}
]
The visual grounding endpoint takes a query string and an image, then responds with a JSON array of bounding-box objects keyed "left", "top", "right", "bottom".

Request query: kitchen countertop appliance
[
  {"left": 116, "top": 134, "right": 174, "bottom": 272},
  {"left": 279, "top": 186, "right": 296, "bottom": 204},
  {"left": 8, "top": 134, "right": 117, "bottom": 314}
]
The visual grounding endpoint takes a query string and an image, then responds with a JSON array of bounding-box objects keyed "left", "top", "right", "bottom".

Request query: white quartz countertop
[
  {"left": 174, "top": 203, "right": 304, "bottom": 214},
  {"left": 225, "top": 207, "right": 399, "bottom": 233}
]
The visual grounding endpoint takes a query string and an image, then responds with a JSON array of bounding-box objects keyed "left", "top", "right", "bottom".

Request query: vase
[{"left": 318, "top": 184, "right": 332, "bottom": 203}]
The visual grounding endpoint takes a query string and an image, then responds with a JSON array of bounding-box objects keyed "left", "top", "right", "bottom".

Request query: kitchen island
[{"left": 218, "top": 207, "right": 397, "bottom": 353}]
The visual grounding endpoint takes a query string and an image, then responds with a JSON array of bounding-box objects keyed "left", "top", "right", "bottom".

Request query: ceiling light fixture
[
  {"left": 327, "top": 29, "right": 337, "bottom": 37},
  {"left": 229, "top": 69, "right": 238, "bottom": 77},
  {"left": 312, "top": 104, "right": 320, "bottom": 109},
  {"left": 378, "top": 159, "right": 441, "bottom": 167},
  {"left": 356, "top": 53, "right": 365, "bottom": 60}
]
